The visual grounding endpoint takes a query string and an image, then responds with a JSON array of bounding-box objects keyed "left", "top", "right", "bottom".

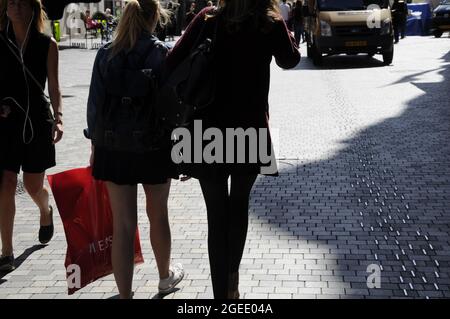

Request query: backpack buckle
[{"left": 121, "top": 97, "right": 132, "bottom": 106}]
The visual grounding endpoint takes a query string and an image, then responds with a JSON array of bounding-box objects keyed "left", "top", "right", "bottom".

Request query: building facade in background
[{"left": 58, "top": 0, "right": 178, "bottom": 39}]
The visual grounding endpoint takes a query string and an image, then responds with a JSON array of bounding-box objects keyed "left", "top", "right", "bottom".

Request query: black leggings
[{"left": 199, "top": 173, "right": 258, "bottom": 299}]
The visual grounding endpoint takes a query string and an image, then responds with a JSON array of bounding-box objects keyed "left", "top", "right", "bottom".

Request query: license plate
[
  {"left": 345, "top": 41, "right": 368, "bottom": 47},
  {"left": 445, "top": 13, "right": 449, "bottom": 18}
]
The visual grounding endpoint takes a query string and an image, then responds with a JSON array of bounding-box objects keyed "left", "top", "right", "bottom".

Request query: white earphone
[{"left": 2, "top": 10, "right": 36, "bottom": 145}]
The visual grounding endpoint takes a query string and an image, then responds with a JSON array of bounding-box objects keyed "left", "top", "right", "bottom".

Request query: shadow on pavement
[
  {"left": 251, "top": 49, "right": 450, "bottom": 298},
  {"left": 151, "top": 288, "right": 181, "bottom": 299},
  {"left": 0, "top": 244, "right": 47, "bottom": 283},
  {"left": 292, "top": 52, "right": 386, "bottom": 71},
  {"left": 382, "top": 68, "right": 444, "bottom": 87},
  {"left": 105, "top": 288, "right": 180, "bottom": 299}
]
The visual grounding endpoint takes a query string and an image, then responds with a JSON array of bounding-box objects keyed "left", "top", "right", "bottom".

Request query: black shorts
[{"left": 0, "top": 115, "right": 55, "bottom": 174}]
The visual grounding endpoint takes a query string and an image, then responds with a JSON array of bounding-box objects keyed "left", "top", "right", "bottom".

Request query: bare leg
[
  {"left": 143, "top": 180, "right": 171, "bottom": 279},
  {"left": 106, "top": 182, "right": 138, "bottom": 299},
  {"left": 22, "top": 172, "right": 51, "bottom": 226},
  {"left": 0, "top": 171, "right": 17, "bottom": 256}
]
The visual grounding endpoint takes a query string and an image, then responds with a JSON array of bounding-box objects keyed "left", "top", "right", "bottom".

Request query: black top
[
  {"left": 166, "top": 8, "right": 300, "bottom": 177},
  {"left": 0, "top": 27, "right": 51, "bottom": 122},
  {"left": 392, "top": 1, "right": 408, "bottom": 24},
  {"left": 293, "top": 5, "right": 304, "bottom": 23}
]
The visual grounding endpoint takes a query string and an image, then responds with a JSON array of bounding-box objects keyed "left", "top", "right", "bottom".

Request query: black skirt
[
  {"left": 174, "top": 120, "right": 279, "bottom": 180},
  {"left": 92, "top": 146, "right": 179, "bottom": 185}
]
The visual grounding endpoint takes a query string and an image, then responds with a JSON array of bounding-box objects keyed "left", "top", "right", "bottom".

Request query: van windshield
[{"left": 318, "top": 0, "right": 389, "bottom": 11}]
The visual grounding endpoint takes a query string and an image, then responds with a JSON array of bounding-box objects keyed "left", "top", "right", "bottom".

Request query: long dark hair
[{"left": 213, "top": 0, "right": 282, "bottom": 33}]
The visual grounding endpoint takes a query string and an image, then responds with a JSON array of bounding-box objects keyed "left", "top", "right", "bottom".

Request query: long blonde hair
[
  {"left": 0, "top": 0, "right": 48, "bottom": 33},
  {"left": 111, "top": 0, "right": 169, "bottom": 58}
]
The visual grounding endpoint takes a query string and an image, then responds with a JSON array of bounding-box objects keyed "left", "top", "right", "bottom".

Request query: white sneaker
[{"left": 158, "top": 263, "right": 185, "bottom": 294}]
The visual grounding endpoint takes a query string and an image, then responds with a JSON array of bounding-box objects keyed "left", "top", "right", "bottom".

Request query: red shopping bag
[{"left": 47, "top": 167, "right": 144, "bottom": 295}]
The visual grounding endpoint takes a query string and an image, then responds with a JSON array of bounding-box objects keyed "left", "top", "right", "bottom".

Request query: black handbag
[{"left": 156, "top": 15, "right": 219, "bottom": 128}]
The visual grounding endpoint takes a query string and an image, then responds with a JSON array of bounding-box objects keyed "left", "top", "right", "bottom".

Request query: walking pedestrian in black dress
[
  {"left": 166, "top": 0, "right": 300, "bottom": 299},
  {"left": 0, "top": 0, "right": 63, "bottom": 271}
]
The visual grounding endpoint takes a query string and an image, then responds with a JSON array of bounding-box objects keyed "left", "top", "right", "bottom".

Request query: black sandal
[{"left": 39, "top": 205, "right": 54, "bottom": 244}]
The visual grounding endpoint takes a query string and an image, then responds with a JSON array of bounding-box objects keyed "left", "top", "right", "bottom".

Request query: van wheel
[
  {"left": 312, "top": 46, "right": 323, "bottom": 66},
  {"left": 434, "top": 30, "right": 443, "bottom": 38},
  {"left": 382, "top": 47, "right": 393, "bottom": 65}
]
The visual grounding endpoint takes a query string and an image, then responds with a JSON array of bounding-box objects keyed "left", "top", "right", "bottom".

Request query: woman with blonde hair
[
  {"left": 0, "top": 0, "right": 63, "bottom": 271},
  {"left": 86, "top": 0, "right": 184, "bottom": 298},
  {"left": 167, "top": 0, "right": 300, "bottom": 299}
]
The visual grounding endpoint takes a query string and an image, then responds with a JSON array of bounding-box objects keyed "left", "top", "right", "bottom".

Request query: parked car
[{"left": 432, "top": 0, "right": 450, "bottom": 38}]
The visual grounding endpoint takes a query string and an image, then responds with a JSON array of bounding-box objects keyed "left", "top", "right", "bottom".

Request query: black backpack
[
  {"left": 155, "top": 15, "right": 219, "bottom": 128},
  {"left": 93, "top": 43, "right": 166, "bottom": 153}
]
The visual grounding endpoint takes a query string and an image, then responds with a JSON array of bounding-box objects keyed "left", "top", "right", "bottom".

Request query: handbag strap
[{"left": 191, "top": 12, "right": 220, "bottom": 53}]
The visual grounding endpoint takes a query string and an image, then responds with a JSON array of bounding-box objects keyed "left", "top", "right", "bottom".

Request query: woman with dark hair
[
  {"left": 0, "top": 0, "right": 63, "bottom": 271},
  {"left": 166, "top": 0, "right": 300, "bottom": 299},
  {"left": 86, "top": 0, "right": 184, "bottom": 299}
]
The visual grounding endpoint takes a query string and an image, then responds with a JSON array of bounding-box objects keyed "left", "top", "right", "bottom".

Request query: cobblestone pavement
[{"left": 1, "top": 36, "right": 449, "bottom": 299}]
